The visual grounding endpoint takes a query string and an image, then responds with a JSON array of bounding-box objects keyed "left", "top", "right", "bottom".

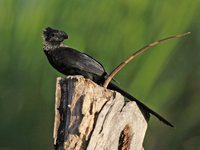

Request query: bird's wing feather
[{"left": 58, "top": 47, "right": 106, "bottom": 76}]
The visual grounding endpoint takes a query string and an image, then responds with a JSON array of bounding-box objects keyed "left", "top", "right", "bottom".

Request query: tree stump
[{"left": 53, "top": 76, "right": 149, "bottom": 150}]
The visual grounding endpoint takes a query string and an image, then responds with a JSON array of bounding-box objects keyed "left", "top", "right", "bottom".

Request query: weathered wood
[{"left": 53, "top": 76, "right": 149, "bottom": 150}]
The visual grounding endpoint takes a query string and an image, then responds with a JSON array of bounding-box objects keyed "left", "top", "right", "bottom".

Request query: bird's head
[{"left": 42, "top": 27, "right": 68, "bottom": 49}]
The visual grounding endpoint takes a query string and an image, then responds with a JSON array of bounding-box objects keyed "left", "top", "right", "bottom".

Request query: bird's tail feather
[{"left": 108, "top": 83, "right": 174, "bottom": 127}]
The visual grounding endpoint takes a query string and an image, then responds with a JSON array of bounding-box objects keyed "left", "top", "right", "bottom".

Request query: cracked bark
[{"left": 53, "top": 76, "right": 149, "bottom": 150}]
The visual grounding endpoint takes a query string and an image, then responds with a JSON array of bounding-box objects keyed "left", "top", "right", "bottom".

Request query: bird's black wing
[
  {"left": 77, "top": 51, "right": 106, "bottom": 76},
  {"left": 54, "top": 47, "right": 107, "bottom": 77}
]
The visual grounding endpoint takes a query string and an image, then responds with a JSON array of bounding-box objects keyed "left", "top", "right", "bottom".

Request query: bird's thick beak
[{"left": 60, "top": 31, "right": 68, "bottom": 40}]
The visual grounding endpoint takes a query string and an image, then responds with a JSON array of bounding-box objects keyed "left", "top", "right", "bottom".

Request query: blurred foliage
[{"left": 0, "top": 0, "right": 200, "bottom": 149}]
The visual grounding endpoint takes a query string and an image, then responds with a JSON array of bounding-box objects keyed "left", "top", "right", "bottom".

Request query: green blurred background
[{"left": 0, "top": 0, "right": 200, "bottom": 149}]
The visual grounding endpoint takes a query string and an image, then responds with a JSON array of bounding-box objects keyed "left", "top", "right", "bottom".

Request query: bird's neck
[{"left": 43, "top": 41, "right": 64, "bottom": 51}]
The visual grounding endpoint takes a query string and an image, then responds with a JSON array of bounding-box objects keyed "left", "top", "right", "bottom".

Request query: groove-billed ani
[{"left": 42, "top": 27, "right": 173, "bottom": 127}]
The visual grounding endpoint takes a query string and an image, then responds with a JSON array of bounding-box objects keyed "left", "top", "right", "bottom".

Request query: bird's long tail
[{"left": 108, "top": 83, "right": 174, "bottom": 127}]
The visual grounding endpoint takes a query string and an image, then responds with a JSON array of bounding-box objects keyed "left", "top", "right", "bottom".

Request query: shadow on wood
[{"left": 53, "top": 76, "right": 149, "bottom": 150}]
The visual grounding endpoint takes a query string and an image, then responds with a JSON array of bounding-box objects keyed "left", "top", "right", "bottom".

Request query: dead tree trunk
[{"left": 53, "top": 76, "right": 149, "bottom": 150}]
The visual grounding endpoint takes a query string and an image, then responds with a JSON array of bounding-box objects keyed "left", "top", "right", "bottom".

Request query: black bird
[{"left": 42, "top": 27, "right": 174, "bottom": 127}]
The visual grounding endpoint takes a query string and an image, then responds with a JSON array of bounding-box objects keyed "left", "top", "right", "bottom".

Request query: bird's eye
[{"left": 51, "top": 33, "right": 55, "bottom": 37}]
